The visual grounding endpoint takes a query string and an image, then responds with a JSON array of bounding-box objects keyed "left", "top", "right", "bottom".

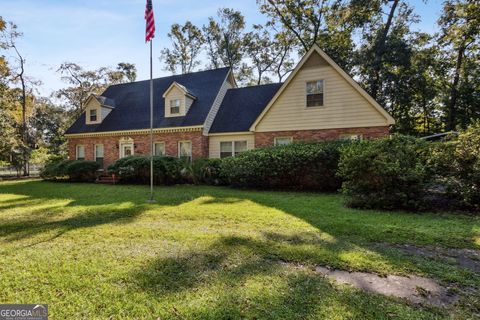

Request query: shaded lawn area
[{"left": 0, "top": 180, "right": 479, "bottom": 319}]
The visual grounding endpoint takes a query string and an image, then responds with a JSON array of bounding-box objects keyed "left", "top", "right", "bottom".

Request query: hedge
[
  {"left": 338, "top": 135, "right": 431, "bottom": 210},
  {"left": 220, "top": 141, "right": 347, "bottom": 191},
  {"left": 40, "top": 160, "right": 100, "bottom": 182},
  {"left": 107, "top": 155, "right": 183, "bottom": 185}
]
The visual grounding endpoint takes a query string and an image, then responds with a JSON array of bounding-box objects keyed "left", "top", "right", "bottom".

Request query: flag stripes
[{"left": 145, "top": 0, "right": 155, "bottom": 42}]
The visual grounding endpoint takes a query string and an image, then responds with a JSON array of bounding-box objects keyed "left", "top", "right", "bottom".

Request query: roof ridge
[
  {"left": 106, "top": 67, "right": 231, "bottom": 89},
  {"left": 229, "top": 82, "right": 283, "bottom": 90}
]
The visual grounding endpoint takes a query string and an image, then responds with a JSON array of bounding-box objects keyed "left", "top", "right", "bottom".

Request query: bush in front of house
[
  {"left": 338, "top": 135, "right": 432, "bottom": 210},
  {"left": 65, "top": 160, "right": 101, "bottom": 182},
  {"left": 431, "top": 122, "right": 480, "bottom": 210},
  {"left": 220, "top": 141, "right": 346, "bottom": 191},
  {"left": 40, "top": 159, "right": 99, "bottom": 182},
  {"left": 183, "top": 158, "right": 224, "bottom": 185},
  {"left": 107, "top": 155, "right": 183, "bottom": 185}
]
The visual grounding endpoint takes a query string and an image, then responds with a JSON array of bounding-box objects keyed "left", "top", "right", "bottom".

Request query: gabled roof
[
  {"left": 83, "top": 94, "right": 116, "bottom": 109},
  {"left": 162, "top": 81, "right": 197, "bottom": 100},
  {"left": 209, "top": 83, "right": 283, "bottom": 133},
  {"left": 65, "top": 67, "right": 230, "bottom": 134},
  {"left": 249, "top": 44, "right": 395, "bottom": 130}
]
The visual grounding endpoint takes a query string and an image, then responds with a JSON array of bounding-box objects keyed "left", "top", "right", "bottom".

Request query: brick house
[{"left": 65, "top": 45, "right": 395, "bottom": 169}]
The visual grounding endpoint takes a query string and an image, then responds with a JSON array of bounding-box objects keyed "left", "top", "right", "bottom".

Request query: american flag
[{"left": 145, "top": 0, "right": 155, "bottom": 42}]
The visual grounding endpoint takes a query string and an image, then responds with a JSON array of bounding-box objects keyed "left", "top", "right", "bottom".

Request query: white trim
[
  {"left": 208, "top": 131, "right": 253, "bottom": 136},
  {"left": 154, "top": 141, "right": 166, "bottom": 156},
  {"left": 65, "top": 125, "right": 204, "bottom": 138},
  {"left": 76, "top": 145, "right": 85, "bottom": 160},
  {"left": 178, "top": 140, "right": 192, "bottom": 158},
  {"left": 249, "top": 44, "right": 395, "bottom": 131},
  {"left": 305, "top": 79, "right": 325, "bottom": 108},
  {"left": 162, "top": 81, "right": 197, "bottom": 100},
  {"left": 94, "top": 144, "right": 104, "bottom": 161},
  {"left": 203, "top": 69, "right": 235, "bottom": 135},
  {"left": 219, "top": 140, "right": 248, "bottom": 158},
  {"left": 274, "top": 137, "right": 293, "bottom": 146},
  {"left": 119, "top": 139, "right": 134, "bottom": 158}
]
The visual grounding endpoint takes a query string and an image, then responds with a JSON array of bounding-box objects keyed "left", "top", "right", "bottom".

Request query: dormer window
[
  {"left": 163, "top": 82, "right": 197, "bottom": 118},
  {"left": 89, "top": 109, "right": 97, "bottom": 122},
  {"left": 170, "top": 99, "right": 181, "bottom": 115}
]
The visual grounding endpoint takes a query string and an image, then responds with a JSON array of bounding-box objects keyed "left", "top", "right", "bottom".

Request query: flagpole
[{"left": 148, "top": 39, "right": 155, "bottom": 203}]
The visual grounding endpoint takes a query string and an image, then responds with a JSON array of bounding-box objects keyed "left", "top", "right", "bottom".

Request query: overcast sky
[{"left": 2, "top": 0, "right": 443, "bottom": 96}]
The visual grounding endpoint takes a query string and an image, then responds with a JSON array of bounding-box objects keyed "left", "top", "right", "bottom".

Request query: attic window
[
  {"left": 306, "top": 80, "right": 324, "bottom": 107},
  {"left": 170, "top": 99, "right": 181, "bottom": 114},
  {"left": 89, "top": 109, "right": 97, "bottom": 122}
]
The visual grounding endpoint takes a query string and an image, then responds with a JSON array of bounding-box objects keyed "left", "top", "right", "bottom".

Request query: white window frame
[
  {"left": 219, "top": 141, "right": 248, "bottom": 158},
  {"left": 274, "top": 137, "right": 293, "bottom": 146},
  {"left": 306, "top": 79, "right": 325, "bottom": 108},
  {"left": 170, "top": 99, "right": 181, "bottom": 115},
  {"left": 154, "top": 141, "right": 166, "bottom": 156},
  {"left": 178, "top": 140, "right": 192, "bottom": 159},
  {"left": 94, "top": 144, "right": 104, "bottom": 168},
  {"left": 119, "top": 142, "right": 134, "bottom": 158},
  {"left": 89, "top": 109, "right": 98, "bottom": 122},
  {"left": 76, "top": 145, "right": 85, "bottom": 160}
]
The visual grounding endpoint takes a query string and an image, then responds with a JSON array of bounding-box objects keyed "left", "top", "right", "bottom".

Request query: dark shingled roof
[
  {"left": 209, "top": 83, "right": 283, "bottom": 133},
  {"left": 65, "top": 67, "right": 230, "bottom": 134}
]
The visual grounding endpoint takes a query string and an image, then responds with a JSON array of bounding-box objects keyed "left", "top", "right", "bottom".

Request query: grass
[{"left": 0, "top": 180, "right": 479, "bottom": 319}]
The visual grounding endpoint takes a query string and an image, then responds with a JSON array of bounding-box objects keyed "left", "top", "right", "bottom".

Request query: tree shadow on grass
[
  {"left": 131, "top": 235, "right": 441, "bottom": 319},
  {"left": 0, "top": 181, "right": 205, "bottom": 247}
]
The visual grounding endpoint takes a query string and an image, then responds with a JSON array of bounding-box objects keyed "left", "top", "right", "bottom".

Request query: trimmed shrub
[
  {"left": 40, "top": 159, "right": 99, "bottom": 182},
  {"left": 107, "top": 155, "right": 183, "bottom": 185},
  {"left": 220, "top": 141, "right": 346, "bottom": 191},
  {"left": 40, "top": 159, "right": 72, "bottom": 180},
  {"left": 338, "top": 135, "right": 431, "bottom": 210},
  {"left": 65, "top": 160, "right": 100, "bottom": 182}
]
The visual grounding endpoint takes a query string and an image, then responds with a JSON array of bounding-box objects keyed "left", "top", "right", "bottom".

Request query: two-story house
[{"left": 65, "top": 45, "right": 395, "bottom": 168}]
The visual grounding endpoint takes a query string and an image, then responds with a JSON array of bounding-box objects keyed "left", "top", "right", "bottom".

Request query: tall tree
[
  {"left": 437, "top": 0, "right": 480, "bottom": 130},
  {"left": 161, "top": 21, "right": 204, "bottom": 74},
  {"left": 243, "top": 25, "right": 277, "bottom": 85},
  {"left": 56, "top": 62, "right": 136, "bottom": 117},
  {"left": 202, "top": 8, "right": 246, "bottom": 71}
]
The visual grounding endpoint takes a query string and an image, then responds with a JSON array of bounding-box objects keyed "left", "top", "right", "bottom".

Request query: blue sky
[{"left": 3, "top": 0, "right": 443, "bottom": 96}]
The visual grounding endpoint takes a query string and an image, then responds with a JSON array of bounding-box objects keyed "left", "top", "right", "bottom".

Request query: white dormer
[
  {"left": 84, "top": 94, "right": 115, "bottom": 125},
  {"left": 162, "top": 81, "right": 196, "bottom": 117}
]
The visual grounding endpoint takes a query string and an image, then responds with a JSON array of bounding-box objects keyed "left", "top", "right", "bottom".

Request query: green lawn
[{"left": 0, "top": 180, "right": 479, "bottom": 319}]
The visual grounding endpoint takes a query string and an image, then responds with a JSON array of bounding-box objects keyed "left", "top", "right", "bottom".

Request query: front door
[{"left": 120, "top": 143, "right": 134, "bottom": 158}]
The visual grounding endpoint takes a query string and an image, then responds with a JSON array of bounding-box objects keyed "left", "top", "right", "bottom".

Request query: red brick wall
[
  {"left": 68, "top": 131, "right": 208, "bottom": 169},
  {"left": 254, "top": 126, "right": 390, "bottom": 148}
]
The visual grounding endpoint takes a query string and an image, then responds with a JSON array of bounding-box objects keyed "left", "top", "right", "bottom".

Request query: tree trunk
[
  {"left": 447, "top": 43, "right": 465, "bottom": 131},
  {"left": 370, "top": 0, "right": 399, "bottom": 100}
]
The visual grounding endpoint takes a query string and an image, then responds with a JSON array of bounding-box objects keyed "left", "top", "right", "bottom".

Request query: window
[
  {"left": 220, "top": 142, "right": 233, "bottom": 158},
  {"left": 274, "top": 137, "right": 293, "bottom": 146},
  {"left": 95, "top": 144, "right": 104, "bottom": 167},
  {"left": 170, "top": 99, "right": 181, "bottom": 114},
  {"left": 178, "top": 141, "right": 192, "bottom": 160},
  {"left": 306, "top": 80, "right": 324, "bottom": 107},
  {"left": 89, "top": 109, "right": 97, "bottom": 122},
  {"left": 340, "top": 134, "right": 363, "bottom": 141},
  {"left": 154, "top": 142, "right": 165, "bottom": 156},
  {"left": 220, "top": 141, "right": 248, "bottom": 158},
  {"left": 76, "top": 145, "right": 85, "bottom": 160},
  {"left": 234, "top": 141, "right": 247, "bottom": 156}
]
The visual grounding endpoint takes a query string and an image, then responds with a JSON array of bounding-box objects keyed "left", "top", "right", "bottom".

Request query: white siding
[
  {"left": 204, "top": 74, "right": 233, "bottom": 135},
  {"left": 208, "top": 134, "right": 254, "bottom": 158},
  {"left": 255, "top": 52, "right": 389, "bottom": 132},
  {"left": 164, "top": 86, "right": 186, "bottom": 117}
]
